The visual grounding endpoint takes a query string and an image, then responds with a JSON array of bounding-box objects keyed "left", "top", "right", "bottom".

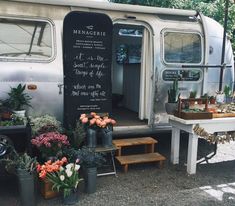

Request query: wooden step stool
[{"left": 112, "top": 137, "right": 166, "bottom": 173}]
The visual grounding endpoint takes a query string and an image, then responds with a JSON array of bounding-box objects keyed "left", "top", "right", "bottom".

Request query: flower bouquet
[
  {"left": 80, "top": 112, "right": 116, "bottom": 129},
  {"left": 80, "top": 112, "right": 116, "bottom": 147},
  {"left": 31, "top": 132, "right": 70, "bottom": 159},
  {"left": 37, "top": 157, "right": 82, "bottom": 199}
]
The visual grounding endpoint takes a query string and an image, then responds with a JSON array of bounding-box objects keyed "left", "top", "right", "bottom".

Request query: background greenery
[{"left": 110, "top": 0, "right": 235, "bottom": 52}]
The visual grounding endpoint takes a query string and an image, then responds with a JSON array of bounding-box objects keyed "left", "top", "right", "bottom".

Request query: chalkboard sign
[{"left": 63, "top": 11, "right": 113, "bottom": 127}]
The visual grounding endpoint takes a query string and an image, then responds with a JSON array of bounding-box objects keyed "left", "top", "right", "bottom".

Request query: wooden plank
[
  {"left": 112, "top": 137, "right": 157, "bottom": 147},
  {"left": 115, "top": 152, "right": 166, "bottom": 165},
  {"left": 212, "top": 113, "right": 235, "bottom": 118}
]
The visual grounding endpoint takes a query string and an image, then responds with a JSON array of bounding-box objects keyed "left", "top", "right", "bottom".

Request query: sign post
[{"left": 63, "top": 11, "right": 113, "bottom": 127}]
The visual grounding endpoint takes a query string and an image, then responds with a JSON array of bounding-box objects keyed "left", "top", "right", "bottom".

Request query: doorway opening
[{"left": 111, "top": 23, "right": 152, "bottom": 127}]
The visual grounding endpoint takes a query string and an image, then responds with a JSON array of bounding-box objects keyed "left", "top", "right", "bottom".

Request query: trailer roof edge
[{"left": 4, "top": 0, "right": 197, "bottom": 17}]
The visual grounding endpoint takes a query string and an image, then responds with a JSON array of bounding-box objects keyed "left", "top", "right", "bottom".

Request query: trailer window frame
[
  {"left": 0, "top": 16, "right": 55, "bottom": 63},
  {"left": 162, "top": 29, "right": 203, "bottom": 65}
]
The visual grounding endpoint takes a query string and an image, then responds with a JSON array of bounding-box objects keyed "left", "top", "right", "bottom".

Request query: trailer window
[
  {"left": 0, "top": 18, "right": 53, "bottom": 61},
  {"left": 164, "top": 32, "right": 201, "bottom": 64}
]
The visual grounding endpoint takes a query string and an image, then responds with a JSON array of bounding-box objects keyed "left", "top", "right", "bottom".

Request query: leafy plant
[
  {"left": 189, "top": 90, "right": 197, "bottom": 98},
  {"left": 66, "top": 121, "right": 86, "bottom": 149},
  {"left": 66, "top": 147, "right": 105, "bottom": 168},
  {"left": 223, "top": 85, "right": 232, "bottom": 97},
  {"left": 0, "top": 145, "right": 37, "bottom": 174},
  {"left": 167, "top": 79, "right": 180, "bottom": 103},
  {"left": 7, "top": 84, "right": 32, "bottom": 111}
]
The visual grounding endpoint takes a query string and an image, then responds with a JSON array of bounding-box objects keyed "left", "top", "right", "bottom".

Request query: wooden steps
[
  {"left": 112, "top": 137, "right": 166, "bottom": 173},
  {"left": 115, "top": 152, "right": 166, "bottom": 173},
  {"left": 113, "top": 137, "right": 157, "bottom": 156}
]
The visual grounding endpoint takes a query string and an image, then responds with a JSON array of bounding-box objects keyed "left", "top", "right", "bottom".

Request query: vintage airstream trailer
[{"left": 0, "top": 0, "right": 234, "bottom": 135}]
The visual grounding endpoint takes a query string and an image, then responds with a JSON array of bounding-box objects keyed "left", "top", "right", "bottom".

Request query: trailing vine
[{"left": 193, "top": 124, "right": 235, "bottom": 144}]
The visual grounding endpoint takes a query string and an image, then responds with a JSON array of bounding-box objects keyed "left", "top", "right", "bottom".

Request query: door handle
[{"left": 58, "top": 83, "right": 64, "bottom": 95}]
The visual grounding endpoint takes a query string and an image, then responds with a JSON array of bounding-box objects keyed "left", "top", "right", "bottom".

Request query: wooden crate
[
  {"left": 40, "top": 179, "right": 60, "bottom": 199},
  {"left": 175, "top": 111, "right": 213, "bottom": 120}
]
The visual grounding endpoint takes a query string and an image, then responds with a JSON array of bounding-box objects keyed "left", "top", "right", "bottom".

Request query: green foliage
[
  {"left": 65, "top": 147, "right": 105, "bottom": 168},
  {"left": 168, "top": 79, "right": 179, "bottom": 103},
  {"left": 7, "top": 84, "right": 32, "bottom": 111},
  {"left": 0, "top": 146, "right": 37, "bottom": 174},
  {"left": 65, "top": 121, "right": 85, "bottom": 149},
  {"left": 223, "top": 85, "right": 232, "bottom": 97},
  {"left": 189, "top": 90, "right": 197, "bottom": 98}
]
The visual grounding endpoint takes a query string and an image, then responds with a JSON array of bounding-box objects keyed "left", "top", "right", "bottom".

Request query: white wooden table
[{"left": 169, "top": 115, "right": 235, "bottom": 174}]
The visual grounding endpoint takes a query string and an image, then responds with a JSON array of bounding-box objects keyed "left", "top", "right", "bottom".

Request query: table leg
[
  {"left": 171, "top": 126, "right": 180, "bottom": 164},
  {"left": 187, "top": 133, "right": 198, "bottom": 174}
]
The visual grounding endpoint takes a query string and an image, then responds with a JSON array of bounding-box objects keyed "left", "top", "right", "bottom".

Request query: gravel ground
[{"left": 1, "top": 133, "right": 235, "bottom": 206}]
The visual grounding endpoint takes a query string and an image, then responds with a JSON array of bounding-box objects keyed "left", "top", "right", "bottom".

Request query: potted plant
[
  {"left": 37, "top": 157, "right": 82, "bottom": 205},
  {"left": 165, "top": 79, "right": 180, "bottom": 114},
  {"left": 189, "top": 90, "right": 197, "bottom": 106},
  {"left": 0, "top": 146, "right": 37, "bottom": 206},
  {"left": 31, "top": 132, "right": 70, "bottom": 161},
  {"left": 201, "top": 93, "right": 208, "bottom": 104},
  {"left": 6, "top": 84, "right": 32, "bottom": 117},
  {"left": 72, "top": 147, "right": 105, "bottom": 194},
  {"left": 223, "top": 85, "right": 232, "bottom": 103},
  {"left": 209, "top": 96, "right": 216, "bottom": 104}
]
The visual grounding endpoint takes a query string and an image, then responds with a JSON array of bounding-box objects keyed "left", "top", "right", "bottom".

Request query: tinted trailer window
[
  {"left": 164, "top": 32, "right": 202, "bottom": 64},
  {"left": 0, "top": 18, "right": 53, "bottom": 61}
]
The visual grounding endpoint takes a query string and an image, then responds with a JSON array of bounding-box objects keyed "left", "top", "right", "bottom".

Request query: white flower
[
  {"left": 74, "top": 164, "right": 80, "bottom": 171},
  {"left": 66, "top": 163, "right": 73, "bottom": 170},
  {"left": 60, "top": 175, "right": 65, "bottom": 181},
  {"left": 66, "top": 169, "right": 73, "bottom": 177}
]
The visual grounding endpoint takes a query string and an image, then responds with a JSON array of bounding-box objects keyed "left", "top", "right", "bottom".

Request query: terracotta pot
[{"left": 209, "top": 98, "right": 216, "bottom": 104}]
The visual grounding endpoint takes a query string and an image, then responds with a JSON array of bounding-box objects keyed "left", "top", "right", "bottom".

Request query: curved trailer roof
[{"left": 6, "top": 0, "right": 197, "bottom": 16}]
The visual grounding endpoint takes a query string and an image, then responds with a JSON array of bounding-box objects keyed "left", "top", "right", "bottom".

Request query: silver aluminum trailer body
[{"left": 0, "top": 0, "right": 234, "bottom": 132}]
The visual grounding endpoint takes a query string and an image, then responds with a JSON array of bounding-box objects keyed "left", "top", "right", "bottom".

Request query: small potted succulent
[{"left": 165, "top": 79, "right": 180, "bottom": 114}]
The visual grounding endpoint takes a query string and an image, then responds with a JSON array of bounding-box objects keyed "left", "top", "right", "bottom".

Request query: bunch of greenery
[
  {"left": 65, "top": 121, "right": 85, "bottom": 149},
  {"left": 65, "top": 147, "right": 105, "bottom": 168},
  {"left": 0, "top": 145, "right": 37, "bottom": 174}
]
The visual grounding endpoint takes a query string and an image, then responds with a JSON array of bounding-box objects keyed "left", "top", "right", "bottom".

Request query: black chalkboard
[{"left": 63, "top": 11, "right": 113, "bottom": 127}]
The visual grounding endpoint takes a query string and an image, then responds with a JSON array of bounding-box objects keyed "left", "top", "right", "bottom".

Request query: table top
[{"left": 169, "top": 115, "right": 235, "bottom": 125}]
